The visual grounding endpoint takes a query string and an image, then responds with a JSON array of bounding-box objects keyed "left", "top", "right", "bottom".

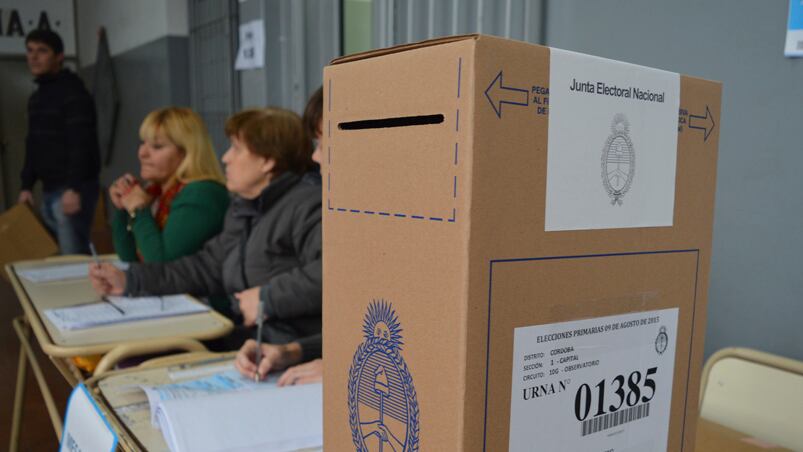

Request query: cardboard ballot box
[
  {"left": 322, "top": 34, "right": 721, "bottom": 451},
  {"left": 0, "top": 203, "right": 58, "bottom": 280}
]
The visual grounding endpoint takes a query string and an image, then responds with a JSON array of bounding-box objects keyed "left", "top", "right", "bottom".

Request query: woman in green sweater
[{"left": 109, "top": 107, "right": 229, "bottom": 263}]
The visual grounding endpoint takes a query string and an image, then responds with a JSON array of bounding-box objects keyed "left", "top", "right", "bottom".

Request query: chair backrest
[{"left": 699, "top": 347, "right": 803, "bottom": 451}]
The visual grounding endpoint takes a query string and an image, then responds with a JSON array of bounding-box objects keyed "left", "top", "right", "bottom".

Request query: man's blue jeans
[{"left": 40, "top": 181, "right": 99, "bottom": 255}]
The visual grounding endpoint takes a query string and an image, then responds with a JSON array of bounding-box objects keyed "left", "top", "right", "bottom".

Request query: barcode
[
  {"left": 580, "top": 402, "right": 651, "bottom": 436},
  {"left": 797, "top": 40, "right": 803, "bottom": 50}
]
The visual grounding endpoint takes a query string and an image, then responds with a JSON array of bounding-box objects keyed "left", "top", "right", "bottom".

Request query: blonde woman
[{"left": 109, "top": 107, "right": 229, "bottom": 263}]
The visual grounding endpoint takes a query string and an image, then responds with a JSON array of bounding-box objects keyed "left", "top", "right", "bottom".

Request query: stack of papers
[
  {"left": 17, "top": 260, "right": 129, "bottom": 283},
  {"left": 43, "top": 295, "right": 209, "bottom": 331},
  {"left": 140, "top": 370, "right": 322, "bottom": 452}
]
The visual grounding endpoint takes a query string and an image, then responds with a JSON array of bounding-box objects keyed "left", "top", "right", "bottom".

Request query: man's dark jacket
[
  {"left": 21, "top": 68, "right": 100, "bottom": 192},
  {"left": 125, "top": 172, "right": 322, "bottom": 360}
]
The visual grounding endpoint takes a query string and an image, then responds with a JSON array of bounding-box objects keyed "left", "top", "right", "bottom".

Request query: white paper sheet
[
  {"left": 43, "top": 295, "right": 208, "bottom": 331},
  {"left": 786, "top": 0, "right": 803, "bottom": 57},
  {"left": 155, "top": 383, "right": 322, "bottom": 452},
  {"left": 140, "top": 370, "right": 267, "bottom": 425},
  {"left": 17, "top": 260, "right": 129, "bottom": 283},
  {"left": 508, "top": 308, "right": 679, "bottom": 452},
  {"left": 235, "top": 20, "right": 265, "bottom": 70},
  {"left": 545, "top": 48, "right": 680, "bottom": 231}
]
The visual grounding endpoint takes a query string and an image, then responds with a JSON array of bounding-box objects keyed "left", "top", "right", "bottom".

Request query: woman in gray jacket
[{"left": 89, "top": 107, "right": 322, "bottom": 365}]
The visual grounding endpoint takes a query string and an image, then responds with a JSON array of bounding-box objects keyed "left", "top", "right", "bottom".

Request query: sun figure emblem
[{"left": 363, "top": 300, "right": 404, "bottom": 348}]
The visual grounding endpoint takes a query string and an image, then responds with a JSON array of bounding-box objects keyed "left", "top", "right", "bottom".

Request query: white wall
[{"left": 75, "top": 0, "right": 188, "bottom": 66}]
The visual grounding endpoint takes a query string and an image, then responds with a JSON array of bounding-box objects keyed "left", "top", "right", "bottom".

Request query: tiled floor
[{"left": 0, "top": 277, "right": 72, "bottom": 451}]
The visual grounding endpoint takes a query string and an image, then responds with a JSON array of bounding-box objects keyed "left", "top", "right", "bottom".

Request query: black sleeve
[
  {"left": 125, "top": 212, "right": 239, "bottom": 297},
  {"left": 259, "top": 195, "right": 322, "bottom": 320},
  {"left": 20, "top": 144, "right": 37, "bottom": 190},
  {"left": 20, "top": 100, "right": 37, "bottom": 190},
  {"left": 63, "top": 85, "right": 99, "bottom": 190},
  {"left": 297, "top": 334, "right": 322, "bottom": 362}
]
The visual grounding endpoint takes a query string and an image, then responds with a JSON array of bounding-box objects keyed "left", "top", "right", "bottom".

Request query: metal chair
[{"left": 699, "top": 347, "right": 803, "bottom": 451}]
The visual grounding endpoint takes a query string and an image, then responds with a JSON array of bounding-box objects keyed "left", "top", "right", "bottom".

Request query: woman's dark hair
[
  {"left": 303, "top": 86, "right": 324, "bottom": 139},
  {"left": 225, "top": 107, "right": 310, "bottom": 174}
]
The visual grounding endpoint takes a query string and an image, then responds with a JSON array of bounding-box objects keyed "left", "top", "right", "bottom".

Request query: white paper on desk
[
  {"left": 140, "top": 370, "right": 267, "bottom": 425},
  {"left": 17, "top": 260, "right": 129, "bottom": 283},
  {"left": 154, "top": 383, "right": 322, "bottom": 452},
  {"left": 43, "top": 295, "right": 208, "bottom": 330}
]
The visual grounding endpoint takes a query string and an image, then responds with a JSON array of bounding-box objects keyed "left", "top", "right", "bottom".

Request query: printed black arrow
[
  {"left": 688, "top": 105, "right": 715, "bottom": 142},
  {"left": 484, "top": 70, "right": 529, "bottom": 118}
]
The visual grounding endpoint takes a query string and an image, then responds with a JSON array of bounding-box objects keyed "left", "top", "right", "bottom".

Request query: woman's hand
[
  {"left": 109, "top": 174, "right": 137, "bottom": 210},
  {"left": 234, "top": 340, "right": 302, "bottom": 381},
  {"left": 88, "top": 262, "right": 126, "bottom": 296},
  {"left": 121, "top": 184, "right": 153, "bottom": 213},
  {"left": 277, "top": 358, "right": 322, "bottom": 386}
]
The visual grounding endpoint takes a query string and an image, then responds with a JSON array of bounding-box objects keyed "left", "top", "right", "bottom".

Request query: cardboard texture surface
[
  {"left": 323, "top": 35, "right": 721, "bottom": 451},
  {"left": 0, "top": 204, "right": 58, "bottom": 280}
]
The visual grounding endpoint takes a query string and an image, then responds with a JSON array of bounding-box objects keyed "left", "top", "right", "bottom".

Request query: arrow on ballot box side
[
  {"left": 484, "top": 70, "right": 529, "bottom": 118},
  {"left": 688, "top": 105, "right": 715, "bottom": 142}
]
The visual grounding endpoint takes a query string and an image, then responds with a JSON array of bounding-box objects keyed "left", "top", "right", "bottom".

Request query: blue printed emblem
[{"left": 349, "top": 300, "right": 419, "bottom": 451}]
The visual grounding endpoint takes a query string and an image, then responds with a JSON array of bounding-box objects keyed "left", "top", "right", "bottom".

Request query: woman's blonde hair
[
  {"left": 224, "top": 107, "right": 311, "bottom": 174},
  {"left": 139, "top": 107, "right": 225, "bottom": 184}
]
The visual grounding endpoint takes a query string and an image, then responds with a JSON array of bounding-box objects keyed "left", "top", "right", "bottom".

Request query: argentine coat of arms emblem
[
  {"left": 601, "top": 113, "right": 636, "bottom": 205},
  {"left": 349, "top": 300, "right": 419, "bottom": 451}
]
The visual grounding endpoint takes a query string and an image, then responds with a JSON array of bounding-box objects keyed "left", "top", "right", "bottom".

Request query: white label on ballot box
[
  {"left": 508, "top": 308, "right": 678, "bottom": 452},
  {"left": 60, "top": 384, "right": 118, "bottom": 452},
  {"left": 545, "top": 48, "right": 680, "bottom": 231}
]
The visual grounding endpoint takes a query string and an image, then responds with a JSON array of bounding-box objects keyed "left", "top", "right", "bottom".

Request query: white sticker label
[
  {"left": 508, "top": 308, "right": 678, "bottom": 452},
  {"left": 545, "top": 48, "right": 680, "bottom": 231}
]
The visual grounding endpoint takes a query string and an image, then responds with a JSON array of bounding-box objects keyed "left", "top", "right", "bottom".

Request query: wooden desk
[
  {"left": 7, "top": 255, "right": 234, "bottom": 451},
  {"left": 696, "top": 418, "right": 792, "bottom": 452},
  {"left": 85, "top": 352, "right": 321, "bottom": 452}
]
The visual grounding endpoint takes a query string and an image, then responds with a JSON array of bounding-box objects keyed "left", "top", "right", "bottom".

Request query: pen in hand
[
  {"left": 253, "top": 300, "right": 264, "bottom": 382},
  {"left": 89, "top": 242, "right": 126, "bottom": 315},
  {"left": 88, "top": 242, "right": 102, "bottom": 269}
]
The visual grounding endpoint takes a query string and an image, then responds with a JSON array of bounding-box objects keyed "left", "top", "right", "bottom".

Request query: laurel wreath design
[{"left": 348, "top": 340, "right": 420, "bottom": 451}]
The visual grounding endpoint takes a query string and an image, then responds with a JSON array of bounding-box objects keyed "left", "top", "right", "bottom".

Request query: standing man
[{"left": 18, "top": 29, "right": 100, "bottom": 254}]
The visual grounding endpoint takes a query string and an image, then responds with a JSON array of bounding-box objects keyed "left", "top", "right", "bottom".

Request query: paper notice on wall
[
  {"left": 508, "top": 308, "right": 679, "bottom": 452},
  {"left": 235, "top": 20, "right": 265, "bottom": 70},
  {"left": 545, "top": 48, "right": 680, "bottom": 231},
  {"left": 786, "top": 0, "right": 803, "bottom": 57}
]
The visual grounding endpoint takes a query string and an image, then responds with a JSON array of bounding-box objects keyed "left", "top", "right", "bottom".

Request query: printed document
[
  {"left": 18, "top": 260, "right": 129, "bottom": 283},
  {"left": 43, "top": 295, "right": 208, "bottom": 331},
  {"left": 140, "top": 370, "right": 322, "bottom": 452}
]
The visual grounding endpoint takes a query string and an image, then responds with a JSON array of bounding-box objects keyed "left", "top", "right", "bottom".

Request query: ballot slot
[{"left": 338, "top": 114, "right": 444, "bottom": 130}]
